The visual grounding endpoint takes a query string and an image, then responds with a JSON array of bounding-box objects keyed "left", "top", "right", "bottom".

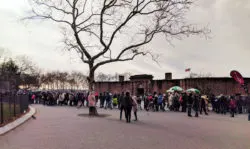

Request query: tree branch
[{"left": 71, "top": 0, "right": 92, "bottom": 60}]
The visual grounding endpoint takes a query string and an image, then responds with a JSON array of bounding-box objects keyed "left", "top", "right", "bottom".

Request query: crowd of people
[{"left": 26, "top": 89, "right": 250, "bottom": 121}]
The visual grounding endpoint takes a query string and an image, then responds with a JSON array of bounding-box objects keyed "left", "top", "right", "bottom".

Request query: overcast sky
[{"left": 0, "top": 0, "right": 249, "bottom": 79}]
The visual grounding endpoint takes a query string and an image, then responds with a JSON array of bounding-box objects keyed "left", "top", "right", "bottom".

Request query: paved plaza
[{"left": 0, "top": 105, "right": 249, "bottom": 149}]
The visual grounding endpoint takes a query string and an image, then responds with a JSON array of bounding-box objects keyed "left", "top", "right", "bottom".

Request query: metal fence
[{"left": 0, "top": 94, "right": 29, "bottom": 125}]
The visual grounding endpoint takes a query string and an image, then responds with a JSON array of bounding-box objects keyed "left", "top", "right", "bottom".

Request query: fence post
[
  {"left": 20, "top": 95, "right": 23, "bottom": 114},
  {"left": 14, "top": 95, "right": 16, "bottom": 117},
  {"left": 9, "top": 95, "right": 11, "bottom": 120},
  {"left": 0, "top": 94, "right": 3, "bottom": 124}
]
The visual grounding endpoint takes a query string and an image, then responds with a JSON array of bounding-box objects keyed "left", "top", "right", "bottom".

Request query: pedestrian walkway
[{"left": 0, "top": 105, "right": 249, "bottom": 149}]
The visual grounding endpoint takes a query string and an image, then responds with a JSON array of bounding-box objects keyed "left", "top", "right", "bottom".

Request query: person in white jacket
[
  {"left": 168, "top": 93, "right": 173, "bottom": 111},
  {"left": 132, "top": 96, "right": 138, "bottom": 121}
]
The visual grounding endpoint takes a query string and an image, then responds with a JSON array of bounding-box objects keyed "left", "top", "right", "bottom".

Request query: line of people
[{"left": 28, "top": 90, "right": 250, "bottom": 120}]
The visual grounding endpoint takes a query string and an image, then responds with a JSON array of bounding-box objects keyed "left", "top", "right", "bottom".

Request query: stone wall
[
  {"left": 151, "top": 80, "right": 180, "bottom": 94},
  {"left": 180, "top": 78, "right": 250, "bottom": 95},
  {"left": 94, "top": 76, "right": 250, "bottom": 96},
  {"left": 95, "top": 81, "right": 132, "bottom": 94}
]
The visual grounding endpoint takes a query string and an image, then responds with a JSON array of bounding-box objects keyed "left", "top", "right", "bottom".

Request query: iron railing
[{"left": 0, "top": 94, "right": 29, "bottom": 125}]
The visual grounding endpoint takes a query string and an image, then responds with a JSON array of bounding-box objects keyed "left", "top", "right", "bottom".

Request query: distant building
[{"left": 94, "top": 73, "right": 250, "bottom": 96}]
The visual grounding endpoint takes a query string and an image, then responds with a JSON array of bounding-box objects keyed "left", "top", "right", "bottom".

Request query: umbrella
[
  {"left": 166, "top": 89, "right": 174, "bottom": 93},
  {"left": 186, "top": 88, "right": 200, "bottom": 94},
  {"left": 169, "top": 86, "right": 183, "bottom": 92}
]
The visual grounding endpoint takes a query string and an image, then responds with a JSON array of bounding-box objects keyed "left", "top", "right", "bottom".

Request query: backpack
[{"left": 158, "top": 95, "right": 163, "bottom": 104}]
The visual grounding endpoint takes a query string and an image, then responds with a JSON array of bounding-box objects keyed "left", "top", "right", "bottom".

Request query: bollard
[{"left": 248, "top": 113, "right": 250, "bottom": 121}]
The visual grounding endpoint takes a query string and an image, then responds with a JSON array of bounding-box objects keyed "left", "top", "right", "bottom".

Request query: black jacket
[
  {"left": 193, "top": 95, "right": 199, "bottom": 107},
  {"left": 187, "top": 95, "right": 193, "bottom": 105},
  {"left": 119, "top": 95, "right": 125, "bottom": 106},
  {"left": 246, "top": 96, "right": 250, "bottom": 113},
  {"left": 124, "top": 95, "right": 133, "bottom": 108},
  {"left": 182, "top": 94, "right": 188, "bottom": 104}
]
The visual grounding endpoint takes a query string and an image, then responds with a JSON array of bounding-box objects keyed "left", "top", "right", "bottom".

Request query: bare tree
[
  {"left": 58, "top": 72, "right": 68, "bottom": 90},
  {"left": 0, "top": 48, "right": 12, "bottom": 63},
  {"left": 96, "top": 72, "right": 109, "bottom": 81},
  {"left": 71, "top": 71, "right": 88, "bottom": 89},
  {"left": 40, "top": 74, "right": 49, "bottom": 89},
  {"left": 25, "top": 0, "right": 208, "bottom": 92},
  {"left": 15, "top": 55, "right": 39, "bottom": 75},
  {"left": 20, "top": 73, "right": 40, "bottom": 89},
  {"left": 96, "top": 72, "right": 131, "bottom": 81}
]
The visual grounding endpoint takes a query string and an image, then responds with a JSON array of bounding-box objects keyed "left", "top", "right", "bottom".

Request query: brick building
[{"left": 94, "top": 73, "right": 250, "bottom": 96}]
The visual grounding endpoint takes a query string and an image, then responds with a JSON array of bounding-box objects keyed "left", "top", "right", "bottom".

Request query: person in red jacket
[
  {"left": 31, "top": 94, "right": 36, "bottom": 104},
  {"left": 229, "top": 96, "right": 237, "bottom": 117}
]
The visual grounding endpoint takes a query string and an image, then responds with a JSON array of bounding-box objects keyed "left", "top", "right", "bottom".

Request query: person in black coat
[
  {"left": 181, "top": 92, "right": 188, "bottom": 112},
  {"left": 124, "top": 92, "right": 133, "bottom": 123},
  {"left": 119, "top": 92, "right": 126, "bottom": 120},
  {"left": 246, "top": 95, "right": 250, "bottom": 121},
  {"left": 153, "top": 92, "right": 158, "bottom": 111},
  {"left": 117, "top": 94, "right": 121, "bottom": 109},
  {"left": 193, "top": 94, "right": 200, "bottom": 117},
  {"left": 65, "top": 93, "right": 69, "bottom": 105},
  {"left": 237, "top": 96, "right": 243, "bottom": 114},
  {"left": 187, "top": 93, "right": 193, "bottom": 117},
  {"left": 220, "top": 95, "right": 227, "bottom": 114},
  {"left": 99, "top": 93, "right": 104, "bottom": 108},
  {"left": 210, "top": 94, "right": 216, "bottom": 112}
]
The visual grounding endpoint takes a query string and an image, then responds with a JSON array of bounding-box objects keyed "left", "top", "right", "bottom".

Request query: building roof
[
  {"left": 129, "top": 74, "right": 153, "bottom": 80},
  {"left": 95, "top": 76, "right": 250, "bottom": 83}
]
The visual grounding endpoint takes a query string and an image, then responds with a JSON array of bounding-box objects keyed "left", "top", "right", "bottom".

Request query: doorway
[{"left": 137, "top": 88, "right": 144, "bottom": 96}]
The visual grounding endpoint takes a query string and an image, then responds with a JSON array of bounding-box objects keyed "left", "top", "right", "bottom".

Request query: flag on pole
[{"left": 185, "top": 68, "right": 191, "bottom": 72}]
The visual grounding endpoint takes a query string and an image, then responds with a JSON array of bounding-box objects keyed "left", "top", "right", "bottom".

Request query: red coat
[
  {"left": 31, "top": 94, "right": 36, "bottom": 100},
  {"left": 148, "top": 95, "right": 153, "bottom": 101},
  {"left": 229, "top": 100, "right": 236, "bottom": 109}
]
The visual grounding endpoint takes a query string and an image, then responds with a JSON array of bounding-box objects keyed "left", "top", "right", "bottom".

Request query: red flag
[{"left": 185, "top": 68, "right": 191, "bottom": 72}]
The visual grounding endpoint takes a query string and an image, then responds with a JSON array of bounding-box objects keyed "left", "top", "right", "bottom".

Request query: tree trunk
[
  {"left": 88, "top": 64, "right": 95, "bottom": 92},
  {"left": 88, "top": 64, "right": 98, "bottom": 116}
]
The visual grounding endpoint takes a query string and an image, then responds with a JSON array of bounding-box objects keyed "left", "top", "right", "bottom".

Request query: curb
[{"left": 0, "top": 106, "right": 36, "bottom": 135}]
